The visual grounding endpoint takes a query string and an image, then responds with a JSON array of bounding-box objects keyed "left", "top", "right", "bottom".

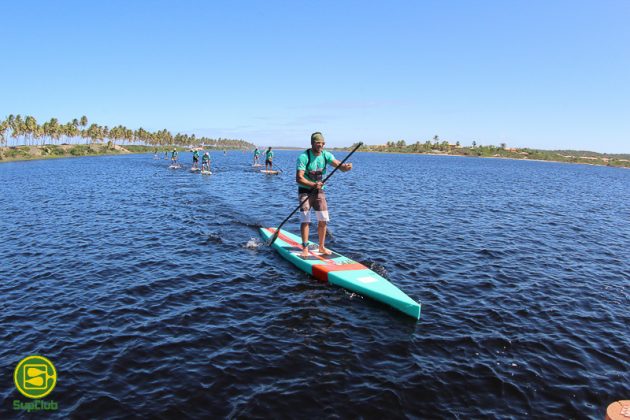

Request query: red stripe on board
[
  {"left": 265, "top": 228, "right": 367, "bottom": 279},
  {"left": 312, "top": 263, "right": 367, "bottom": 282},
  {"left": 266, "top": 227, "right": 335, "bottom": 265}
]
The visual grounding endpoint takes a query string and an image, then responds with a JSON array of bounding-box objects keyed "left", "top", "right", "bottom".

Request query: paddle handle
[{"left": 268, "top": 142, "right": 362, "bottom": 245}]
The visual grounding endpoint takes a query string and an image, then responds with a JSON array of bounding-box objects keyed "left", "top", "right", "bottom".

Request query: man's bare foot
[
  {"left": 301, "top": 247, "right": 310, "bottom": 257},
  {"left": 318, "top": 247, "right": 332, "bottom": 255}
]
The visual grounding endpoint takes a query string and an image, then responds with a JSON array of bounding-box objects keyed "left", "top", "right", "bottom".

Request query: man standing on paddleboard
[
  {"left": 296, "top": 132, "right": 352, "bottom": 257},
  {"left": 192, "top": 149, "right": 200, "bottom": 169},
  {"left": 171, "top": 148, "right": 178, "bottom": 165},
  {"left": 265, "top": 147, "right": 274, "bottom": 171},
  {"left": 202, "top": 151, "right": 211, "bottom": 172}
]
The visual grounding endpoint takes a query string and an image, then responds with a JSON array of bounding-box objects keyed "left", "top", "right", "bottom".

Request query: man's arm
[{"left": 331, "top": 159, "right": 352, "bottom": 172}]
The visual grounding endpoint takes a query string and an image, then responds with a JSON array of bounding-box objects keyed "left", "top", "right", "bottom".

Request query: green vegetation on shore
[
  {"left": 346, "top": 139, "right": 630, "bottom": 168},
  {"left": 0, "top": 143, "right": 134, "bottom": 162},
  {"left": 0, "top": 114, "right": 255, "bottom": 153}
]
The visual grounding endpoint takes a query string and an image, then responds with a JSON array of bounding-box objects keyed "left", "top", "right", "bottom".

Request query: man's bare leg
[
  {"left": 318, "top": 221, "right": 332, "bottom": 255},
  {"left": 300, "top": 222, "right": 310, "bottom": 257}
]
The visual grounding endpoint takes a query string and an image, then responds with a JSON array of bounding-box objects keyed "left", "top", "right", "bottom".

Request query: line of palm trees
[{"left": 0, "top": 114, "right": 252, "bottom": 149}]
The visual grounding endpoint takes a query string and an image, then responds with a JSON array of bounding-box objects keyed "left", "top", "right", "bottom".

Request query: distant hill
[
  {"left": 335, "top": 142, "right": 630, "bottom": 168},
  {"left": 550, "top": 150, "right": 630, "bottom": 160}
]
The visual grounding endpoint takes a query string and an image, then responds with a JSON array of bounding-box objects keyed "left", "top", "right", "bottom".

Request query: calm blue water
[{"left": 1, "top": 151, "right": 628, "bottom": 418}]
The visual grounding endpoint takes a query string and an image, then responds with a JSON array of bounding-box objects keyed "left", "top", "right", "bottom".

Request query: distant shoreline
[
  {"left": 0, "top": 144, "right": 134, "bottom": 163},
  {"left": 2, "top": 144, "right": 628, "bottom": 169},
  {"left": 0, "top": 144, "right": 241, "bottom": 163},
  {"left": 330, "top": 147, "right": 630, "bottom": 169}
]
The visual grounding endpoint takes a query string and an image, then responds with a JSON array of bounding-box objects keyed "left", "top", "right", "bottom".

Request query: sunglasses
[{"left": 314, "top": 142, "right": 325, "bottom": 145}]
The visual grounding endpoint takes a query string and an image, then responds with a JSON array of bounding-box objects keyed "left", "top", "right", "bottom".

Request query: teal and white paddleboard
[{"left": 260, "top": 228, "right": 421, "bottom": 320}]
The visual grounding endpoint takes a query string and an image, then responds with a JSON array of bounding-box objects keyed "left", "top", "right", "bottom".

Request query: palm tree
[
  {"left": 86, "top": 123, "right": 99, "bottom": 144},
  {"left": 42, "top": 121, "right": 50, "bottom": 144},
  {"left": 124, "top": 128, "right": 133, "bottom": 145},
  {"left": 48, "top": 118, "right": 60, "bottom": 145},
  {"left": 65, "top": 122, "right": 79, "bottom": 144},
  {"left": 102, "top": 126, "right": 109, "bottom": 144},
  {"left": 24, "top": 115, "right": 37, "bottom": 146},
  {"left": 34, "top": 124, "right": 43, "bottom": 146},
  {"left": 0, "top": 120, "right": 8, "bottom": 147},
  {"left": 13, "top": 115, "right": 25, "bottom": 146},
  {"left": 6, "top": 115, "right": 15, "bottom": 146}
]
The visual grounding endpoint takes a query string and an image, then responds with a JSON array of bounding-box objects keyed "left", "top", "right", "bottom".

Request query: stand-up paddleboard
[
  {"left": 259, "top": 228, "right": 421, "bottom": 320},
  {"left": 169, "top": 164, "right": 181, "bottom": 169},
  {"left": 253, "top": 164, "right": 263, "bottom": 167},
  {"left": 191, "top": 167, "right": 201, "bottom": 172},
  {"left": 260, "top": 170, "right": 280, "bottom": 175},
  {"left": 201, "top": 170, "right": 212, "bottom": 175}
]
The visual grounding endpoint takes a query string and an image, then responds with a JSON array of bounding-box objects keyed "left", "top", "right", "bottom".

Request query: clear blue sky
[{"left": 1, "top": 0, "right": 628, "bottom": 152}]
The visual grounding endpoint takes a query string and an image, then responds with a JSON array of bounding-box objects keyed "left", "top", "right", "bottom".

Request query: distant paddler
[
  {"left": 192, "top": 149, "right": 200, "bottom": 170},
  {"left": 201, "top": 152, "right": 211, "bottom": 172},
  {"left": 253, "top": 147, "right": 261, "bottom": 165},
  {"left": 265, "top": 147, "right": 274, "bottom": 171},
  {"left": 171, "top": 148, "right": 179, "bottom": 165},
  {"left": 296, "top": 132, "right": 353, "bottom": 257}
]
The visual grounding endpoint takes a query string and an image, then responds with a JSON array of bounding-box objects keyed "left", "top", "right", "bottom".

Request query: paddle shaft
[{"left": 268, "top": 142, "right": 362, "bottom": 245}]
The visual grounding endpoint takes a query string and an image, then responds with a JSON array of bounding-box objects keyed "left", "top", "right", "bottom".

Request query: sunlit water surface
[{"left": 1, "top": 151, "right": 628, "bottom": 418}]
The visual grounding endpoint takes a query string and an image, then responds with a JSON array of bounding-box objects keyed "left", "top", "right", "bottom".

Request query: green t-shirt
[
  {"left": 193, "top": 151, "right": 199, "bottom": 159},
  {"left": 296, "top": 149, "right": 336, "bottom": 186},
  {"left": 266, "top": 150, "right": 273, "bottom": 160},
  {"left": 254, "top": 149, "right": 260, "bottom": 156},
  {"left": 202, "top": 154, "right": 210, "bottom": 163},
  {"left": 172, "top": 150, "right": 178, "bottom": 158}
]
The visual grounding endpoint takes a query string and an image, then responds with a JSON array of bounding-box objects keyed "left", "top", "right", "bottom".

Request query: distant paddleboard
[
  {"left": 260, "top": 170, "right": 279, "bottom": 175},
  {"left": 201, "top": 170, "right": 212, "bottom": 175},
  {"left": 191, "top": 168, "right": 201, "bottom": 172},
  {"left": 253, "top": 164, "right": 263, "bottom": 167},
  {"left": 169, "top": 165, "right": 181, "bottom": 169}
]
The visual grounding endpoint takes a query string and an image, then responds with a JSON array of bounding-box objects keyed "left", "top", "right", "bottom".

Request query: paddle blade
[{"left": 267, "top": 229, "right": 279, "bottom": 246}]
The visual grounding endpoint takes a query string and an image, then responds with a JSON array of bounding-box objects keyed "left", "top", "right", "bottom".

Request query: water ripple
[{"left": 0, "top": 153, "right": 628, "bottom": 417}]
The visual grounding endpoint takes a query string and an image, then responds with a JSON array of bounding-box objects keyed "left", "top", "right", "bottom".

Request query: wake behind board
[
  {"left": 259, "top": 228, "right": 421, "bottom": 320},
  {"left": 260, "top": 170, "right": 280, "bottom": 175}
]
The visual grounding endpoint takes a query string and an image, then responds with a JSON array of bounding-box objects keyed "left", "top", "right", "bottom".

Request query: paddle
[{"left": 268, "top": 142, "right": 362, "bottom": 246}]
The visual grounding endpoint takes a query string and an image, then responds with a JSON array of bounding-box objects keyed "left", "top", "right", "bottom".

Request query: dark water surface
[{"left": 1, "top": 151, "right": 628, "bottom": 418}]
